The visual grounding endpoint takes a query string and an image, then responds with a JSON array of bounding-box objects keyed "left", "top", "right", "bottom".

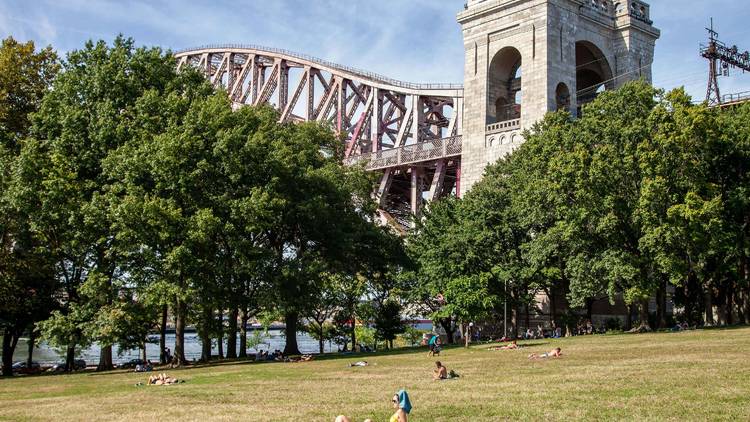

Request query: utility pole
[{"left": 700, "top": 18, "right": 750, "bottom": 106}]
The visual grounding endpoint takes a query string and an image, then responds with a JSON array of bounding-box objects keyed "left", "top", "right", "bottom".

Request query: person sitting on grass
[
  {"left": 528, "top": 347, "right": 562, "bottom": 360},
  {"left": 391, "top": 389, "right": 412, "bottom": 422},
  {"left": 433, "top": 361, "right": 448, "bottom": 380}
]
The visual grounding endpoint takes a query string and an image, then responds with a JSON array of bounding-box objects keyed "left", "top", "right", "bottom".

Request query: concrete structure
[
  {"left": 176, "top": 0, "right": 659, "bottom": 228},
  {"left": 458, "top": 0, "right": 660, "bottom": 191}
]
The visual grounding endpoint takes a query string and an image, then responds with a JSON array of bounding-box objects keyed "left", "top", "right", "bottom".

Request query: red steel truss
[{"left": 175, "top": 45, "right": 464, "bottom": 228}]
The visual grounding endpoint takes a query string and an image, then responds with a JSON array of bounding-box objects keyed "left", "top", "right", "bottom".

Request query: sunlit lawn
[{"left": 1, "top": 327, "right": 749, "bottom": 421}]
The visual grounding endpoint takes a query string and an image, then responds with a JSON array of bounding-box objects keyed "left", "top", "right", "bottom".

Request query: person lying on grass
[
  {"left": 147, "top": 373, "right": 182, "bottom": 385},
  {"left": 488, "top": 340, "right": 519, "bottom": 351},
  {"left": 283, "top": 354, "right": 314, "bottom": 363},
  {"left": 528, "top": 347, "right": 562, "bottom": 360}
]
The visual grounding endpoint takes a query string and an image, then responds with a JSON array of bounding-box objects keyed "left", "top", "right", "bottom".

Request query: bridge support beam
[
  {"left": 428, "top": 160, "right": 446, "bottom": 202},
  {"left": 410, "top": 167, "right": 422, "bottom": 219}
]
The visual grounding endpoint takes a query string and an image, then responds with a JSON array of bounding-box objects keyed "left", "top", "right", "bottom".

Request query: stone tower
[{"left": 457, "top": 0, "right": 660, "bottom": 192}]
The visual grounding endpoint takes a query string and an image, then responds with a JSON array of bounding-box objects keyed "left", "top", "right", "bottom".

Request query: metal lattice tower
[{"left": 701, "top": 19, "right": 750, "bottom": 106}]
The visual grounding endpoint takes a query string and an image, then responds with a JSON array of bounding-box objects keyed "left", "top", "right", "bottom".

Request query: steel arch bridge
[{"left": 175, "top": 45, "right": 463, "bottom": 229}]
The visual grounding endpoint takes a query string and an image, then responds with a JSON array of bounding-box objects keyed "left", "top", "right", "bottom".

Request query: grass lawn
[{"left": 1, "top": 327, "right": 749, "bottom": 421}]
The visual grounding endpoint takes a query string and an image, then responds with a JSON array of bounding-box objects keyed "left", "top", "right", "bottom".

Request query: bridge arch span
[{"left": 175, "top": 45, "right": 465, "bottom": 228}]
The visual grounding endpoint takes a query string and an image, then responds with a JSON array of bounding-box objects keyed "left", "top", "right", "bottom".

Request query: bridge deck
[{"left": 345, "top": 136, "right": 462, "bottom": 171}]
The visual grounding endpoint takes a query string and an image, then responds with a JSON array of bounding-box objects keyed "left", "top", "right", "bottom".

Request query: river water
[{"left": 11, "top": 330, "right": 336, "bottom": 365}]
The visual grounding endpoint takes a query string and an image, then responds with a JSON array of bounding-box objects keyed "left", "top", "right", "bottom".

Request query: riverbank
[
  {"left": 9, "top": 330, "right": 337, "bottom": 365},
  {"left": 1, "top": 327, "right": 749, "bottom": 420}
]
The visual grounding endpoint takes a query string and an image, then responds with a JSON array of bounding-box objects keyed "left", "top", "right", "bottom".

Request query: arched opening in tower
[
  {"left": 575, "top": 41, "right": 613, "bottom": 115},
  {"left": 487, "top": 47, "right": 522, "bottom": 124},
  {"left": 555, "top": 82, "right": 571, "bottom": 112}
]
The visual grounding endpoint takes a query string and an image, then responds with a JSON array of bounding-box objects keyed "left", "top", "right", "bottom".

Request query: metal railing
[
  {"left": 722, "top": 91, "right": 750, "bottom": 104},
  {"left": 345, "top": 136, "right": 462, "bottom": 170},
  {"left": 486, "top": 118, "right": 520, "bottom": 134},
  {"left": 175, "top": 44, "right": 464, "bottom": 92}
]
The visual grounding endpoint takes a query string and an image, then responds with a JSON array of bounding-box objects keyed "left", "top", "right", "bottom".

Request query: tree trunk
[
  {"left": 97, "top": 345, "right": 113, "bottom": 371},
  {"left": 239, "top": 309, "right": 249, "bottom": 358},
  {"left": 510, "top": 305, "right": 518, "bottom": 338},
  {"left": 637, "top": 299, "right": 652, "bottom": 331},
  {"left": 716, "top": 282, "right": 729, "bottom": 326},
  {"left": 439, "top": 318, "right": 454, "bottom": 344},
  {"left": 656, "top": 278, "right": 667, "bottom": 329},
  {"left": 226, "top": 307, "right": 238, "bottom": 359},
  {"left": 141, "top": 342, "right": 147, "bottom": 362},
  {"left": 743, "top": 250, "right": 750, "bottom": 324},
  {"left": 624, "top": 304, "right": 634, "bottom": 331},
  {"left": 159, "top": 305, "right": 168, "bottom": 364},
  {"left": 704, "top": 287, "right": 714, "bottom": 326},
  {"left": 26, "top": 329, "right": 35, "bottom": 368},
  {"left": 217, "top": 309, "right": 224, "bottom": 359},
  {"left": 463, "top": 323, "right": 470, "bottom": 348},
  {"left": 200, "top": 306, "right": 213, "bottom": 362},
  {"left": 2, "top": 329, "right": 18, "bottom": 377},
  {"left": 65, "top": 344, "right": 76, "bottom": 372},
  {"left": 739, "top": 224, "right": 749, "bottom": 324},
  {"left": 174, "top": 298, "right": 188, "bottom": 366},
  {"left": 317, "top": 322, "right": 325, "bottom": 354},
  {"left": 525, "top": 303, "right": 531, "bottom": 333},
  {"left": 349, "top": 317, "right": 356, "bottom": 352},
  {"left": 283, "top": 311, "right": 301, "bottom": 356},
  {"left": 683, "top": 281, "right": 694, "bottom": 326},
  {"left": 727, "top": 284, "right": 736, "bottom": 325},
  {"left": 549, "top": 288, "right": 558, "bottom": 329}
]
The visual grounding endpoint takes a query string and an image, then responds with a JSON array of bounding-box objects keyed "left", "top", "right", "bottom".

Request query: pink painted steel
[{"left": 175, "top": 45, "right": 464, "bottom": 229}]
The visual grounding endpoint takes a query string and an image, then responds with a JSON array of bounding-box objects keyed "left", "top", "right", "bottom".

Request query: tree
[
  {"left": 24, "top": 36, "right": 211, "bottom": 370},
  {"left": 373, "top": 299, "right": 406, "bottom": 349},
  {"left": 304, "top": 273, "right": 343, "bottom": 354},
  {"left": 408, "top": 197, "right": 501, "bottom": 344},
  {"left": 401, "top": 326, "right": 424, "bottom": 347},
  {"left": 0, "top": 226, "right": 57, "bottom": 376},
  {"left": 252, "top": 117, "right": 381, "bottom": 355},
  {"left": 105, "top": 88, "right": 227, "bottom": 366},
  {"left": 716, "top": 103, "right": 750, "bottom": 324},
  {"left": 0, "top": 37, "right": 58, "bottom": 150},
  {"left": 0, "top": 37, "right": 58, "bottom": 376},
  {"left": 637, "top": 89, "right": 727, "bottom": 327}
]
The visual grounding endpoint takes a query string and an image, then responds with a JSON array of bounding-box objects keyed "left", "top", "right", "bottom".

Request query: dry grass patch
[{"left": 1, "top": 327, "right": 749, "bottom": 421}]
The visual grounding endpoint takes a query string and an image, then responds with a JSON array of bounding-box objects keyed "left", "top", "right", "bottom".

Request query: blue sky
[{"left": 1, "top": 0, "right": 748, "bottom": 101}]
